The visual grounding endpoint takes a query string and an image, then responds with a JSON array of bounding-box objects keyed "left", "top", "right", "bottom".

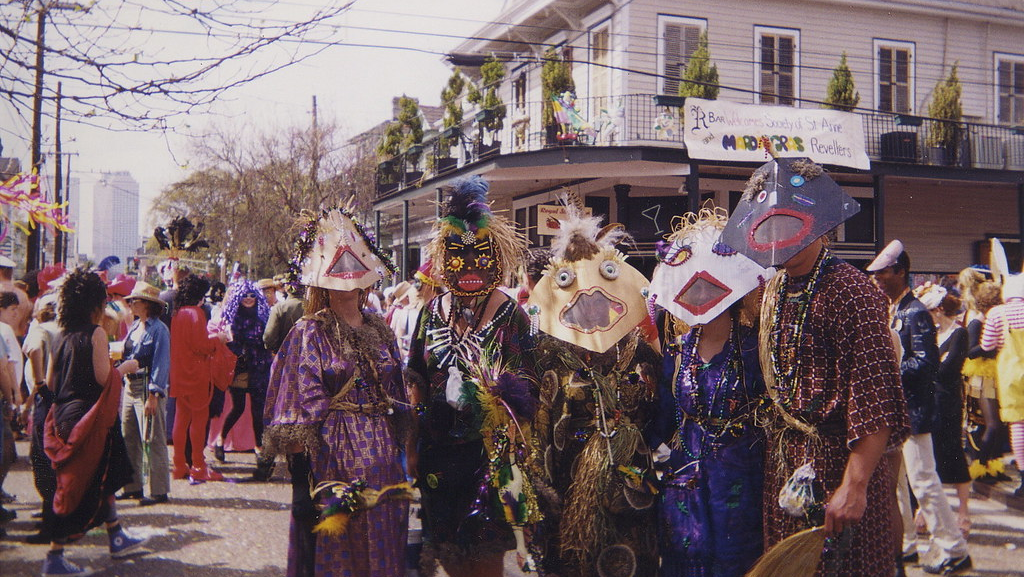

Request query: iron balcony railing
[{"left": 376, "top": 94, "right": 1024, "bottom": 197}]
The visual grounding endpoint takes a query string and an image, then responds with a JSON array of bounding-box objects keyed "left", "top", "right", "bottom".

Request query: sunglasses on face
[{"left": 243, "top": 293, "right": 258, "bottom": 299}]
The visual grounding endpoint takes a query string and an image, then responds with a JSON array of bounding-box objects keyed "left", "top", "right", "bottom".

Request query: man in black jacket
[{"left": 869, "top": 241, "right": 970, "bottom": 575}]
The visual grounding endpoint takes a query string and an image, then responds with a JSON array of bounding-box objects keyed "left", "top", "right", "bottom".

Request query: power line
[{"left": 23, "top": 10, "right": 1017, "bottom": 97}]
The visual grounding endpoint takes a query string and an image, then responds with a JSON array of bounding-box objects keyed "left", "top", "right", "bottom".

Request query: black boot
[{"left": 251, "top": 454, "right": 275, "bottom": 482}]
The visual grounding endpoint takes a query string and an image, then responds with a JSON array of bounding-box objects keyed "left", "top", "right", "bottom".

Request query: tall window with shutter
[
  {"left": 875, "top": 40, "right": 914, "bottom": 113},
  {"left": 996, "top": 54, "right": 1024, "bottom": 125},
  {"left": 658, "top": 15, "right": 705, "bottom": 95},
  {"left": 756, "top": 27, "right": 799, "bottom": 106}
]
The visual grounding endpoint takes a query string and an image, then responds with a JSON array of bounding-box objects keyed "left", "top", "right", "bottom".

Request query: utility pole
[
  {"left": 27, "top": 1, "right": 90, "bottom": 271},
  {"left": 28, "top": 5, "right": 47, "bottom": 271},
  {"left": 54, "top": 81, "right": 63, "bottom": 264},
  {"left": 310, "top": 95, "right": 320, "bottom": 193}
]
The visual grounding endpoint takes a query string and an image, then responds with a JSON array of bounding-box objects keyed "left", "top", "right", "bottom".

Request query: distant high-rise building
[{"left": 92, "top": 171, "right": 139, "bottom": 267}]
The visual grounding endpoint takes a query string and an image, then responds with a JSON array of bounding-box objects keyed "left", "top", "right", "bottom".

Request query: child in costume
[
  {"left": 526, "top": 196, "right": 660, "bottom": 577},
  {"left": 406, "top": 176, "right": 541, "bottom": 577},
  {"left": 262, "top": 207, "right": 412, "bottom": 577},
  {"left": 647, "top": 206, "right": 774, "bottom": 577}
]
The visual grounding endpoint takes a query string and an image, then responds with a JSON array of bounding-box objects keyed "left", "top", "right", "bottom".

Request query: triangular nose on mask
[{"left": 327, "top": 247, "right": 370, "bottom": 278}]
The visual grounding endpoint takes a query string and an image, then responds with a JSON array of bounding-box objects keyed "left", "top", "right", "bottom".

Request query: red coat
[{"left": 170, "top": 306, "right": 219, "bottom": 407}]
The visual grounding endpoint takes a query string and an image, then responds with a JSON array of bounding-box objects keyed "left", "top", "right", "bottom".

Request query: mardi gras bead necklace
[
  {"left": 768, "top": 247, "right": 831, "bottom": 410},
  {"left": 675, "top": 323, "right": 748, "bottom": 462}
]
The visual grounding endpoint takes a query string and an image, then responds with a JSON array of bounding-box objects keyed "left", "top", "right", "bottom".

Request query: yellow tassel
[
  {"left": 988, "top": 459, "right": 1006, "bottom": 476},
  {"left": 312, "top": 512, "right": 352, "bottom": 536},
  {"left": 968, "top": 460, "right": 988, "bottom": 480}
]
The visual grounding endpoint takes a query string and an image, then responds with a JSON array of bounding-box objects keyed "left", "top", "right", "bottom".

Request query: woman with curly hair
[
  {"left": 212, "top": 279, "right": 274, "bottom": 480},
  {"left": 170, "top": 274, "right": 228, "bottom": 483},
  {"left": 40, "top": 269, "right": 147, "bottom": 576}
]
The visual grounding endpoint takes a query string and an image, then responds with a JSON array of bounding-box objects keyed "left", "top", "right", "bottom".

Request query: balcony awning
[{"left": 374, "top": 145, "right": 692, "bottom": 215}]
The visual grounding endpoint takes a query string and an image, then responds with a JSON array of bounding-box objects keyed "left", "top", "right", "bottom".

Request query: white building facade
[{"left": 373, "top": 0, "right": 1024, "bottom": 277}]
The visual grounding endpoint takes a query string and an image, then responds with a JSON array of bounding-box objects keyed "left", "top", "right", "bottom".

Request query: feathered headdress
[
  {"left": 548, "top": 190, "right": 630, "bottom": 263},
  {"left": 154, "top": 216, "right": 210, "bottom": 258},
  {"left": 95, "top": 255, "right": 121, "bottom": 273},
  {"left": 0, "top": 172, "right": 74, "bottom": 241},
  {"left": 426, "top": 175, "right": 527, "bottom": 287}
]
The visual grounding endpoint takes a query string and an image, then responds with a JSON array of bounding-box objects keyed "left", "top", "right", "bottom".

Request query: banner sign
[
  {"left": 681, "top": 98, "right": 870, "bottom": 170},
  {"left": 537, "top": 204, "right": 593, "bottom": 236}
]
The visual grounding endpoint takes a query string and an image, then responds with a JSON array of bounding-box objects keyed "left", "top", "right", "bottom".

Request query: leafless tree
[
  {"left": 1, "top": 0, "right": 357, "bottom": 132},
  {"left": 150, "top": 118, "right": 378, "bottom": 276}
]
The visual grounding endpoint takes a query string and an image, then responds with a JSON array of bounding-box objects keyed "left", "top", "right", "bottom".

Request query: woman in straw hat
[{"left": 117, "top": 281, "right": 171, "bottom": 506}]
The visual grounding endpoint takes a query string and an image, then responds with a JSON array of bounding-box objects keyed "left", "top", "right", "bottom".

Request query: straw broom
[{"left": 745, "top": 526, "right": 826, "bottom": 577}]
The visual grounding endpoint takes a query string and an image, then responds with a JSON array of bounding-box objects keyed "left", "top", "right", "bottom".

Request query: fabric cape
[{"left": 43, "top": 366, "right": 123, "bottom": 516}]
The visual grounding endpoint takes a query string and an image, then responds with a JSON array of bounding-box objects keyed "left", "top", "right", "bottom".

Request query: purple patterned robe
[{"left": 264, "top": 312, "right": 409, "bottom": 577}]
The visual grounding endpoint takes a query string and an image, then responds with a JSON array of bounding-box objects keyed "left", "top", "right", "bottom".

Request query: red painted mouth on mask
[
  {"left": 559, "top": 286, "right": 628, "bottom": 334},
  {"left": 457, "top": 273, "right": 486, "bottom": 292}
]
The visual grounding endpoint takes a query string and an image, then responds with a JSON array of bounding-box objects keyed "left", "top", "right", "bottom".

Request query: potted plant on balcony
[
  {"left": 468, "top": 56, "right": 506, "bottom": 158},
  {"left": 924, "top": 63, "right": 963, "bottom": 166},
  {"left": 376, "top": 121, "right": 402, "bottom": 194},
  {"left": 396, "top": 96, "right": 425, "bottom": 182},
  {"left": 541, "top": 48, "right": 576, "bottom": 146},
  {"left": 822, "top": 52, "right": 860, "bottom": 112},
  {"left": 677, "top": 30, "right": 719, "bottom": 101},
  {"left": 436, "top": 68, "right": 465, "bottom": 174}
]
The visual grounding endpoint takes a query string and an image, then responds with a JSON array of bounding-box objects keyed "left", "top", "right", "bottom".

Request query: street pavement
[{"left": 1, "top": 438, "right": 1023, "bottom": 576}]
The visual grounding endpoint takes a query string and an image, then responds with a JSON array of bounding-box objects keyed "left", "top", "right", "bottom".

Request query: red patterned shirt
[{"left": 764, "top": 254, "right": 909, "bottom": 577}]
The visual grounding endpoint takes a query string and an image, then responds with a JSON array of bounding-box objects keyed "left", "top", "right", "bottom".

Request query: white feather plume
[{"left": 549, "top": 193, "right": 630, "bottom": 261}]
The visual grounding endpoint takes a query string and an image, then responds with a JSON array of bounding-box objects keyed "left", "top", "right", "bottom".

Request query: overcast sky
[{"left": 1, "top": 0, "right": 506, "bottom": 236}]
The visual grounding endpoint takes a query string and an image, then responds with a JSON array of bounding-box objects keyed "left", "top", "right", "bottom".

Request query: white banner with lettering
[{"left": 681, "top": 98, "right": 870, "bottom": 170}]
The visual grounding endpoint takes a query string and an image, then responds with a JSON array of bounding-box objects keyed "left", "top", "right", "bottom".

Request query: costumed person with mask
[
  {"left": 527, "top": 194, "right": 660, "bottom": 577},
  {"left": 212, "top": 279, "right": 274, "bottom": 480},
  {"left": 647, "top": 206, "right": 774, "bottom": 577},
  {"left": 980, "top": 238, "right": 1024, "bottom": 498},
  {"left": 262, "top": 207, "right": 412, "bottom": 577},
  {"left": 406, "top": 176, "right": 540, "bottom": 577},
  {"left": 720, "top": 156, "right": 909, "bottom": 576}
]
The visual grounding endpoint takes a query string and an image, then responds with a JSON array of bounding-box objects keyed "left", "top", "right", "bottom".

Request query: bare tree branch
[{"left": 1, "top": 0, "right": 358, "bottom": 132}]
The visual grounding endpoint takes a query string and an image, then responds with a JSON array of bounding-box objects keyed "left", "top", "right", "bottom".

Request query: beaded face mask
[
  {"left": 528, "top": 247, "right": 649, "bottom": 353},
  {"left": 297, "top": 209, "right": 392, "bottom": 292},
  {"left": 443, "top": 231, "right": 501, "bottom": 297},
  {"left": 721, "top": 157, "right": 860, "bottom": 268},
  {"left": 651, "top": 218, "right": 774, "bottom": 326}
]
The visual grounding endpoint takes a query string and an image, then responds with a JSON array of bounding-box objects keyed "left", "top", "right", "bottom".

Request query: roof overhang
[{"left": 373, "top": 145, "right": 692, "bottom": 216}]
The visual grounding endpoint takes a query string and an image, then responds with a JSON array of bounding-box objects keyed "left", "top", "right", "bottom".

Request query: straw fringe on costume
[{"left": 745, "top": 527, "right": 826, "bottom": 577}]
